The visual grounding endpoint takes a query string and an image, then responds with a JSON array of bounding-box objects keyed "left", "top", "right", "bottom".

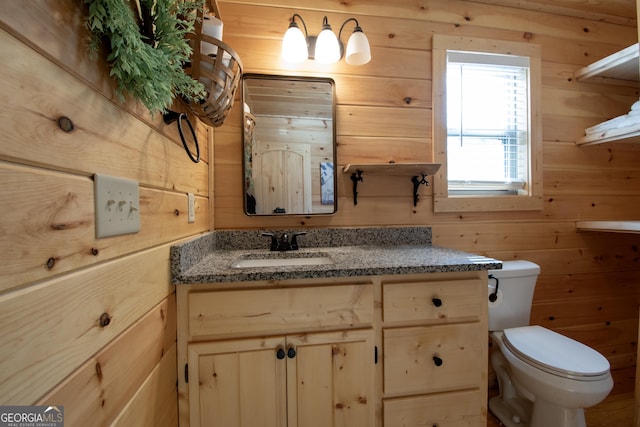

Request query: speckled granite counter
[{"left": 171, "top": 227, "right": 502, "bottom": 284}]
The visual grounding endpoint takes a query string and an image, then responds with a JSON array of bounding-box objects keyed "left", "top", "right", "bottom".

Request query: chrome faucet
[{"left": 261, "top": 231, "right": 307, "bottom": 251}]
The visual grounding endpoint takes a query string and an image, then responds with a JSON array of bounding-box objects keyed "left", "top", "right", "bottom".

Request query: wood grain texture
[
  {"left": 1, "top": 0, "right": 640, "bottom": 424},
  {"left": 0, "top": 1, "right": 211, "bottom": 423},
  {"left": 213, "top": 1, "right": 640, "bottom": 414},
  {"left": 37, "top": 297, "right": 176, "bottom": 426},
  {"left": 0, "top": 244, "right": 174, "bottom": 404}
]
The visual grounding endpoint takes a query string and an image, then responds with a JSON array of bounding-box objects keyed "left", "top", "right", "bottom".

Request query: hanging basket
[
  {"left": 184, "top": 0, "right": 243, "bottom": 127},
  {"left": 244, "top": 111, "right": 256, "bottom": 142}
]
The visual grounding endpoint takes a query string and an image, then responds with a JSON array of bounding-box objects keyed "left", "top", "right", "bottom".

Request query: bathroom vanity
[{"left": 171, "top": 227, "right": 500, "bottom": 426}]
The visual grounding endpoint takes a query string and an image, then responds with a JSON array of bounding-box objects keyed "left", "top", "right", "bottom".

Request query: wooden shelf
[
  {"left": 576, "top": 221, "right": 640, "bottom": 234},
  {"left": 342, "top": 163, "right": 441, "bottom": 207},
  {"left": 575, "top": 44, "right": 639, "bottom": 83},
  {"left": 342, "top": 163, "right": 441, "bottom": 176},
  {"left": 575, "top": 44, "right": 640, "bottom": 146},
  {"left": 577, "top": 112, "right": 640, "bottom": 145}
]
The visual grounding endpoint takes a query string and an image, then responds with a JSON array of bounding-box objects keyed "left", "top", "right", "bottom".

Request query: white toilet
[{"left": 488, "top": 260, "right": 613, "bottom": 427}]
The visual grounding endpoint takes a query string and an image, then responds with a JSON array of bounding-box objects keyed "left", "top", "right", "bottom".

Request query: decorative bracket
[
  {"left": 350, "top": 170, "right": 364, "bottom": 205},
  {"left": 342, "top": 163, "right": 441, "bottom": 207},
  {"left": 411, "top": 174, "right": 430, "bottom": 207}
]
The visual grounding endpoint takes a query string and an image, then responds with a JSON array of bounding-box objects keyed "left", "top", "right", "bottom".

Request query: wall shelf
[
  {"left": 575, "top": 44, "right": 639, "bottom": 83},
  {"left": 342, "top": 163, "right": 441, "bottom": 206},
  {"left": 576, "top": 221, "right": 640, "bottom": 234},
  {"left": 343, "top": 163, "right": 441, "bottom": 176},
  {"left": 575, "top": 44, "right": 640, "bottom": 146}
]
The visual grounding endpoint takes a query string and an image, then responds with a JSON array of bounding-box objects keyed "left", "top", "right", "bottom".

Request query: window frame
[{"left": 432, "top": 35, "right": 543, "bottom": 212}]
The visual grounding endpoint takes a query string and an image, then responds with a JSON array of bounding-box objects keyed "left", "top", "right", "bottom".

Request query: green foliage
[{"left": 85, "top": 0, "right": 206, "bottom": 114}]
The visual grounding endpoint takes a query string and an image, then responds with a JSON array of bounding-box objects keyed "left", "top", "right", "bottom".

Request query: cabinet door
[
  {"left": 187, "top": 337, "right": 287, "bottom": 427},
  {"left": 286, "top": 330, "right": 375, "bottom": 427}
]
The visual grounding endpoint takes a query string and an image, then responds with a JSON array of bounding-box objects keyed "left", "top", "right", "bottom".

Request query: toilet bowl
[
  {"left": 488, "top": 261, "right": 613, "bottom": 427},
  {"left": 490, "top": 328, "right": 613, "bottom": 427}
]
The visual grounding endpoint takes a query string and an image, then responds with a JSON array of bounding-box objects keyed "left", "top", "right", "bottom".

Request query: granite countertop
[{"left": 171, "top": 227, "right": 502, "bottom": 284}]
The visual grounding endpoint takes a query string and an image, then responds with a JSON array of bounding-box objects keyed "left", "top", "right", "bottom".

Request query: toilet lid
[{"left": 503, "top": 325, "right": 610, "bottom": 378}]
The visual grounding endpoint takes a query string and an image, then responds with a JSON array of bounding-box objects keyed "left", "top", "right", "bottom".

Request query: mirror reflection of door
[
  {"left": 253, "top": 142, "right": 312, "bottom": 214},
  {"left": 243, "top": 74, "right": 336, "bottom": 216}
]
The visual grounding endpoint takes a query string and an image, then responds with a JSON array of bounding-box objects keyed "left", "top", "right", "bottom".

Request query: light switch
[{"left": 94, "top": 173, "right": 140, "bottom": 238}]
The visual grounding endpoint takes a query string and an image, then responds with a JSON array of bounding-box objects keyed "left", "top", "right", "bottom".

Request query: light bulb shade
[
  {"left": 281, "top": 24, "right": 308, "bottom": 63},
  {"left": 315, "top": 27, "right": 340, "bottom": 64},
  {"left": 345, "top": 29, "right": 371, "bottom": 65}
]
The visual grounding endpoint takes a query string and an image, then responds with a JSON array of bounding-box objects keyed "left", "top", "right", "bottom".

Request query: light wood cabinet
[
  {"left": 381, "top": 274, "right": 488, "bottom": 426},
  {"left": 187, "top": 330, "right": 374, "bottom": 427},
  {"left": 177, "top": 280, "right": 376, "bottom": 427},
  {"left": 177, "top": 270, "right": 488, "bottom": 426}
]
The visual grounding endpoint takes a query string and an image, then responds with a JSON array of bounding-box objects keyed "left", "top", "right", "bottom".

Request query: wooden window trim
[{"left": 432, "top": 35, "right": 543, "bottom": 213}]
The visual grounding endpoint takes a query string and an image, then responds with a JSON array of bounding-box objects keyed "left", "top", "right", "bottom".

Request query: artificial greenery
[{"left": 85, "top": 0, "right": 206, "bottom": 114}]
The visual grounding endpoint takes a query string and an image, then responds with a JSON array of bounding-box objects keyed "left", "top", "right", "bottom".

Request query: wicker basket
[
  {"left": 184, "top": 0, "right": 242, "bottom": 127},
  {"left": 244, "top": 111, "right": 256, "bottom": 142}
]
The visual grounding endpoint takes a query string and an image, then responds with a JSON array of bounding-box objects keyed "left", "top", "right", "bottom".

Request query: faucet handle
[
  {"left": 290, "top": 232, "right": 307, "bottom": 250},
  {"left": 261, "top": 232, "right": 278, "bottom": 251}
]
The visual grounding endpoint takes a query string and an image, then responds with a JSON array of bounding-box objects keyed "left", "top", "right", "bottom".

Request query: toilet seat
[{"left": 503, "top": 325, "right": 610, "bottom": 380}]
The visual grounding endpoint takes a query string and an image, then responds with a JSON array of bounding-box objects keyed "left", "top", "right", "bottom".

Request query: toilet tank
[{"left": 488, "top": 260, "right": 541, "bottom": 331}]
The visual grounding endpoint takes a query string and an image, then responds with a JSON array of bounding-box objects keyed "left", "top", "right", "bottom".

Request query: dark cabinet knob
[
  {"left": 433, "top": 356, "right": 443, "bottom": 367},
  {"left": 287, "top": 347, "right": 296, "bottom": 358},
  {"left": 432, "top": 298, "right": 442, "bottom": 307},
  {"left": 276, "top": 348, "right": 286, "bottom": 359}
]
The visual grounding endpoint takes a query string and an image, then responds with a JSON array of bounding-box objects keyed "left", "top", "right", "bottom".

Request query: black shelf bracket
[
  {"left": 411, "top": 174, "right": 430, "bottom": 207},
  {"left": 350, "top": 170, "right": 364, "bottom": 205}
]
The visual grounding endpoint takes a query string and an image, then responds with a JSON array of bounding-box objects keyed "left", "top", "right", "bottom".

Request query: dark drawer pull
[
  {"left": 433, "top": 356, "right": 443, "bottom": 367},
  {"left": 287, "top": 347, "right": 296, "bottom": 358},
  {"left": 276, "top": 348, "right": 286, "bottom": 360},
  {"left": 432, "top": 298, "right": 442, "bottom": 307}
]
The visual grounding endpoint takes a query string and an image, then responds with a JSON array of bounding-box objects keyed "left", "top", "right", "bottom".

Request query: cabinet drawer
[
  {"left": 383, "top": 322, "right": 483, "bottom": 395},
  {"left": 384, "top": 389, "right": 484, "bottom": 427},
  {"left": 382, "top": 278, "right": 483, "bottom": 323},
  {"left": 188, "top": 284, "right": 373, "bottom": 337}
]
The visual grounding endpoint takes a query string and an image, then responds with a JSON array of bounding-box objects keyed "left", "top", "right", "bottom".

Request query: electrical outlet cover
[
  {"left": 187, "top": 193, "right": 195, "bottom": 223},
  {"left": 94, "top": 173, "right": 141, "bottom": 238}
]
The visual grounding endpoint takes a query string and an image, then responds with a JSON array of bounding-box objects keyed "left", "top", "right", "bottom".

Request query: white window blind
[{"left": 446, "top": 51, "right": 530, "bottom": 194}]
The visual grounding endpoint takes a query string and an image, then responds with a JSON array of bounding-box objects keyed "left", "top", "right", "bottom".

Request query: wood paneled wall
[
  {"left": 214, "top": 0, "right": 640, "bottom": 394},
  {"left": 0, "top": 2, "right": 209, "bottom": 425},
  {"left": 1, "top": 1, "right": 639, "bottom": 425}
]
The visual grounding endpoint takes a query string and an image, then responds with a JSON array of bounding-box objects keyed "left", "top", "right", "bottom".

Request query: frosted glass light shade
[
  {"left": 315, "top": 28, "right": 340, "bottom": 64},
  {"left": 281, "top": 25, "right": 308, "bottom": 63},
  {"left": 345, "top": 30, "right": 371, "bottom": 65}
]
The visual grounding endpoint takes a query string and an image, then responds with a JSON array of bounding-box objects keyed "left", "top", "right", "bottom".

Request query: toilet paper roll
[
  {"left": 201, "top": 15, "right": 223, "bottom": 56},
  {"left": 488, "top": 288, "right": 504, "bottom": 307}
]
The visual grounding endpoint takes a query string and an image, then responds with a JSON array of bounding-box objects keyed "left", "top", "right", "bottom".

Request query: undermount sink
[{"left": 231, "top": 253, "right": 333, "bottom": 269}]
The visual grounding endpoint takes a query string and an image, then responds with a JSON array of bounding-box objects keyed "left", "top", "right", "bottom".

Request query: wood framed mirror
[{"left": 242, "top": 74, "right": 337, "bottom": 216}]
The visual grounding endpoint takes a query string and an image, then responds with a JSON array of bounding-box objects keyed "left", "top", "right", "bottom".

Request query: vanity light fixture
[{"left": 281, "top": 14, "right": 371, "bottom": 65}]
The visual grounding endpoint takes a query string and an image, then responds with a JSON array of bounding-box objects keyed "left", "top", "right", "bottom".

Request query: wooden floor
[{"left": 487, "top": 392, "right": 635, "bottom": 427}]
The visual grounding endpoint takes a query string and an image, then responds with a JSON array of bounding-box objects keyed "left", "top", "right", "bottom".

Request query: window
[{"left": 432, "top": 35, "right": 543, "bottom": 212}]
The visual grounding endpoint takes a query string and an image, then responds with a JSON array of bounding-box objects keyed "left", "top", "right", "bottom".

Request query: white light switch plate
[{"left": 94, "top": 173, "right": 140, "bottom": 238}]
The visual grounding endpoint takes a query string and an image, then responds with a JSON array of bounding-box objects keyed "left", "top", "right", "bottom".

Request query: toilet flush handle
[{"left": 488, "top": 274, "right": 500, "bottom": 303}]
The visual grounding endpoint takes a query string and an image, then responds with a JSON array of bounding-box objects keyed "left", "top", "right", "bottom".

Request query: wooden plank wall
[
  {"left": 214, "top": 0, "right": 640, "bottom": 395},
  {"left": 0, "top": 2, "right": 210, "bottom": 425}
]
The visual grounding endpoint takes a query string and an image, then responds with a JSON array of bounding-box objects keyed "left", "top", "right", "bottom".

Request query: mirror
[{"left": 243, "top": 74, "right": 336, "bottom": 215}]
